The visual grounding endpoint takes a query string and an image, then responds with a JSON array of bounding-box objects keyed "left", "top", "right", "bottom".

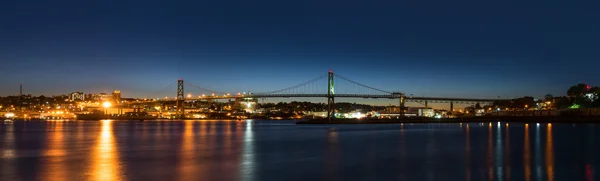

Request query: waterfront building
[
  {"left": 69, "top": 92, "right": 85, "bottom": 101},
  {"left": 113, "top": 90, "right": 121, "bottom": 103}
]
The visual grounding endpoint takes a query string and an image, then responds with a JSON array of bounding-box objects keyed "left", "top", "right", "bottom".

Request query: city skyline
[
  {"left": 2, "top": 71, "right": 594, "bottom": 100},
  {"left": 2, "top": 0, "right": 599, "bottom": 98}
]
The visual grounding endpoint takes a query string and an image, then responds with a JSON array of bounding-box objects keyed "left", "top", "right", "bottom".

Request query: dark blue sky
[{"left": 1, "top": 0, "right": 599, "bottom": 99}]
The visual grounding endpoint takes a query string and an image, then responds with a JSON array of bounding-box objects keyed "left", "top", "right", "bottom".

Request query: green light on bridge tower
[
  {"left": 327, "top": 70, "right": 335, "bottom": 121},
  {"left": 176, "top": 78, "right": 185, "bottom": 119}
]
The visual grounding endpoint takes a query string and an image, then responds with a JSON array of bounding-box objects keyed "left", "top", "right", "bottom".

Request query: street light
[
  {"left": 102, "top": 101, "right": 111, "bottom": 108},
  {"left": 102, "top": 101, "right": 111, "bottom": 116}
]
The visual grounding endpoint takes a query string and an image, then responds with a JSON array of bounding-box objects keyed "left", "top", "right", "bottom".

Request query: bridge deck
[{"left": 172, "top": 94, "right": 503, "bottom": 103}]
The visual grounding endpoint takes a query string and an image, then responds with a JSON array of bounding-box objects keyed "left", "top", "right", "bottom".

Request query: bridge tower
[
  {"left": 176, "top": 79, "right": 185, "bottom": 119},
  {"left": 327, "top": 70, "right": 335, "bottom": 121},
  {"left": 399, "top": 94, "right": 405, "bottom": 116}
]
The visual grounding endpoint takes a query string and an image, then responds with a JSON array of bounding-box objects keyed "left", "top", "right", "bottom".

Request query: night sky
[{"left": 1, "top": 0, "right": 599, "bottom": 100}]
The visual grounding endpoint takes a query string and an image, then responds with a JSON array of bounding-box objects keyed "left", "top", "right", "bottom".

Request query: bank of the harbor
[{"left": 296, "top": 116, "right": 600, "bottom": 124}]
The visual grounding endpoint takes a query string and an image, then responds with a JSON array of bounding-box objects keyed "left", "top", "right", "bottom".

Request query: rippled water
[{"left": 0, "top": 120, "right": 598, "bottom": 181}]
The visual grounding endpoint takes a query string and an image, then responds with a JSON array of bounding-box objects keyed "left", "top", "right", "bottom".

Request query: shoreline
[
  {"left": 296, "top": 116, "right": 600, "bottom": 124},
  {"left": 6, "top": 116, "right": 600, "bottom": 124}
]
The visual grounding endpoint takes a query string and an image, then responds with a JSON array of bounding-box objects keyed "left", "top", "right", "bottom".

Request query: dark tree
[
  {"left": 567, "top": 83, "right": 590, "bottom": 97},
  {"left": 544, "top": 94, "right": 553, "bottom": 101}
]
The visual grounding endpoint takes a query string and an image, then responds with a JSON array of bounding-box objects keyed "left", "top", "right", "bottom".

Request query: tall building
[
  {"left": 89, "top": 93, "right": 111, "bottom": 101},
  {"left": 69, "top": 92, "right": 85, "bottom": 101},
  {"left": 113, "top": 90, "right": 121, "bottom": 103}
]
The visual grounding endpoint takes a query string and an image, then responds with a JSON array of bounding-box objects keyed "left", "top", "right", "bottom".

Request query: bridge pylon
[
  {"left": 176, "top": 79, "right": 185, "bottom": 119},
  {"left": 327, "top": 70, "right": 335, "bottom": 121}
]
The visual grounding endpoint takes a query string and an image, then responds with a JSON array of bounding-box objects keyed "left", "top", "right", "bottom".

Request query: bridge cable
[
  {"left": 256, "top": 74, "right": 328, "bottom": 95},
  {"left": 334, "top": 74, "right": 392, "bottom": 94},
  {"left": 146, "top": 82, "right": 177, "bottom": 99},
  {"left": 185, "top": 82, "right": 228, "bottom": 95}
]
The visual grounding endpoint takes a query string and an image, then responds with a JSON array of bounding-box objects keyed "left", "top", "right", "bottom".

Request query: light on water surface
[
  {"left": 0, "top": 120, "right": 595, "bottom": 181},
  {"left": 90, "top": 120, "right": 122, "bottom": 181}
]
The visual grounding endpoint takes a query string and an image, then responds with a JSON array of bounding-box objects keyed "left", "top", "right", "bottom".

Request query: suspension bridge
[{"left": 144, "top": 70, "right": 506, "bottom": 119}]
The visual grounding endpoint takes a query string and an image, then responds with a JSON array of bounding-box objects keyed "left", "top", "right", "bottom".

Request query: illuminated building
[
  {"left": 112, "top": 90, "right": 121, "bottom": 103},
  {"left": 69, "top": 92, "right": 85, "bottom": 101},
  {"left": 234, "top": 97, "right": 258, "bottom": 113},
  {"left": 585, "top": 93, "right": 597, "bottom": 101},
  {"left": 418, "top": 108, "right": 435, "bottom": 117},
  {"left": 87, "top": 93, "right": 111, "bottom": 101}
]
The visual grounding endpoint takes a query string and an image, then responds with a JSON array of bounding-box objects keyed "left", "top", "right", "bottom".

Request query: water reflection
[
  {"left": 89, "top": 120, "right": 122, "bottom": 181},
  {"left": 426, "top": 125, "right": 435, "bottom": 181},
  {"left": 2, "top": 122, "right": 15, "bottom": 159},
  {"left": 400, "top": 123, "right": 407, "bottom": 181},
  {"left": 326, "top": 127, "right": 339, "bottom": 181},
  {"left": 487, "top": 123, "right": 494, "bottom": 181},
  {"left": 524, "top": 124, "right": 531, "bottom": 181},
  {"left": 465, "top": 124, "right": 471, "bottom": 181},
  {"left": 496, "top": 122, "right": 503, "bottom": 180},
  {"left": 1, "top": 122, "right": 16, "bottom": 178},
  {"left": 222, "top": 121, "right": 241, "bottom": 181},
  {"left": 177, "top": 120, "right": 198, "bottom": 180},
  {"left": 546, "top": 124, "right": 554, "bottom": 181},
  {"left": 241, "top": 120, "right": 256, "bottom": 181},
  {"left": 505, "top": 123, "right": 511, "bottom": 181},
  {"left": 535, "top": 123, "right": 542, "bottom": 181},
  {"left": 76, "top": 121, "right": 84, "bottom": 140},
  {"left": 198, "top": 121, "right": 209, "bottom": 179},
  {"left": 42, "top": 121, "right": 67, "bottom": 180},
  {"left": 2, "top": 121, "right": 599, "bottom": 181}
]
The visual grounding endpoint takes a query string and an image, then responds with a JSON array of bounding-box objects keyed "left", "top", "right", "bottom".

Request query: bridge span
[
  {"left": 180, "top": 94, "right": 500, "bottom": 104},
  {"left": 145, "top": 70, "right": 511, "bottom": 119}
]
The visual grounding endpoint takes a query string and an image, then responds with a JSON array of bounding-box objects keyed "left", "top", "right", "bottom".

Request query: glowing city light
[
  {"left": 569, "top": 103, "right": 580, "bottom": 109},
  {"left": 102, "top": 102, "right": 112, "bottom": 108}
]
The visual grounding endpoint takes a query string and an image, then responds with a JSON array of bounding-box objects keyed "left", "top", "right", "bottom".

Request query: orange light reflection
[
  {"left": 177, "top": 120, "right": 198, "bottom": 180},
  {"left": 524, "top": 124, "right": 531, "bottom": 181},
  {"left": 546, "top": 124, "right": 554, "bottom": 181},
  {"left": 465, "top": 124, "right": 471, "bottom": 181},
  {"left": 505, "top": 123, "right": 511, "bottom": 181},
  {"left": 42, "top": 121, "right": 67, "bottom": 181},
  {"left": 487, "top": 123, "right": 494, "bottom": 181},
  {"left": 90, "top": 120, "right": 122, "bottom": 181}
]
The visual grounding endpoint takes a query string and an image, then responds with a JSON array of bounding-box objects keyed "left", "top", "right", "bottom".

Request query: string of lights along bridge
[{"left": 145, "top": 70, "right": 507, "bottom": 119}]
